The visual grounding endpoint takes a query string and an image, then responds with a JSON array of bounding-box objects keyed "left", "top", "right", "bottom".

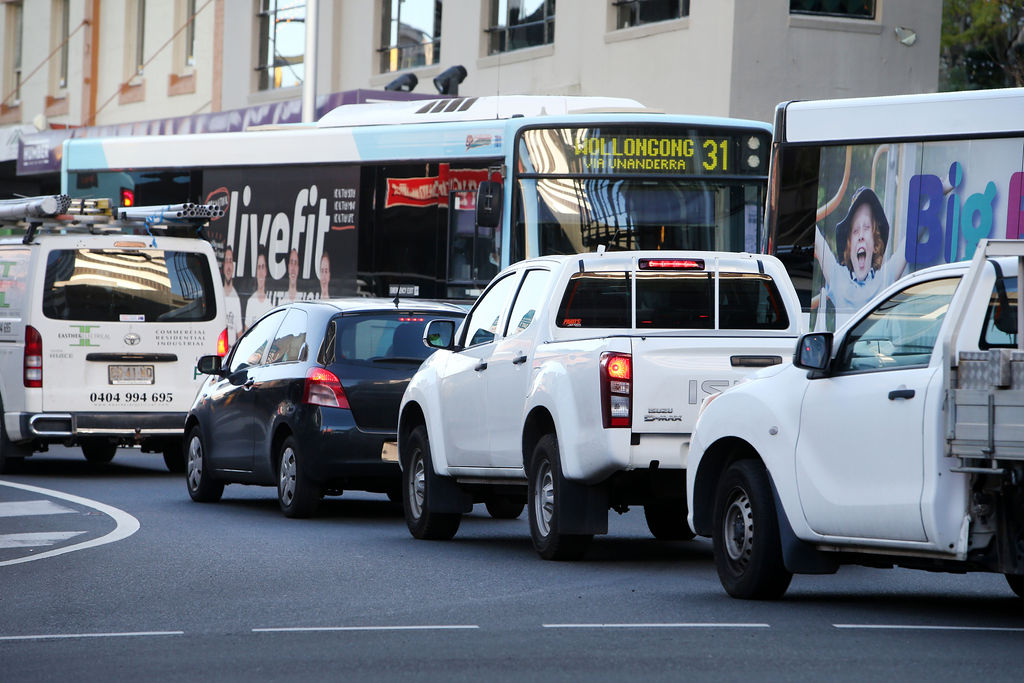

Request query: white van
[{"left": 0, "top": 198, "right": 227, "bottom": 472}]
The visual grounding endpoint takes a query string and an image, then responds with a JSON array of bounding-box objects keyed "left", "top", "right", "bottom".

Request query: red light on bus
[
  {"left": 639, "top": 258, "right": 705, "bottom": 270},
  {"left": 120, "top": 188, "right": 135, "bottom": 207}
]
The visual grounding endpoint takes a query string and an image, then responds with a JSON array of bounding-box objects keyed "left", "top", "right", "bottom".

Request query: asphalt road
[{"left": 2, "top": 446, "right": 1022, "bottom": 682}]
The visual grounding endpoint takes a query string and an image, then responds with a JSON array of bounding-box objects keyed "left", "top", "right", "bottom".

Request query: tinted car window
[
  {"left": 505, "top": 269, "right": 552, "bottom": 336},
  {"left": 462, "top": 274, "right": 519, "bottom": 347},
  {"left": 42, "top": 249, "right": 215, "bottom": 322},
  {"left": 557, "top": 270, "right": 790, "bottom": 330},
  {"left": 228, "top": 309, "right": 285, "bottom": 373},
  {"left": 268, "top": 308, "right": 308, "bottom": 363},
  {"left": 336, "top": 311, "right": 466, "bottom": 363}
]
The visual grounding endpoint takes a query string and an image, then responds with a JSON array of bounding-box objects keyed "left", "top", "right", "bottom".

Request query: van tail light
[
  {"left": 600, "top": 352, "right": 631, "bottom": 428},
  {"left": 303, "top": 367, "right": 349, "bottom": 409},
  {"left": 24, "top": 325, "right": 43, "bottom": 388},
  {"left": 216, "top": 328, "right": 229, "bottom": 357}
]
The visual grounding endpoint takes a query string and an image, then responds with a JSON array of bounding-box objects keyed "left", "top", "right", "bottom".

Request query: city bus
[
  {"left": 61, "top": 96, "right": 772, "bottom": 328},
  {"left": 766, "top": 87, "right": 1024, "bottom": 331}
]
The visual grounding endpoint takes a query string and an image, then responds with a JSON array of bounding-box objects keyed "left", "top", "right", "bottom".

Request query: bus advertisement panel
[{"left": 805, "top": 139, "right": 1022, "bottom": 331}]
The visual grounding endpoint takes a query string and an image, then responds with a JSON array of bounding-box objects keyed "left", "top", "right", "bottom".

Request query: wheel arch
[
  {"left": 692, "top": 436, "right": 762, "bottom": 538},
  {"left": 270, "top": 422, "right": 294, "bottom": 475},
  {"left": 398, "top": 400, "right": 426, "bottom": 469},
  {"left": 522, "top": 405, "right": 556, "bottom": 470}
]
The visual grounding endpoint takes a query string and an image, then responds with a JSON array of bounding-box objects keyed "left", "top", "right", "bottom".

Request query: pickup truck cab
[
  {"left": 398, "top": 249, "right": 802, "bottom": 559},
  {"left": 688, "top": 239, "right": 1024, "bottom": 599}
]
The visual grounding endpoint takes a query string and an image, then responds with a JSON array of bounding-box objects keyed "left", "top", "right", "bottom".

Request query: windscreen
[
  {"left": 556, "top": 271, "right": 789, "bottom": 330},
  {"left": 42, "top": 249, "right": 216, "bottom": 322},
  {"left": 515, "top": 126, "right": 770, "bottom": 258}
]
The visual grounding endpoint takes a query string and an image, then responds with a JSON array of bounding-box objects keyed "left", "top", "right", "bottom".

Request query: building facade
[{"left": 1, "top": 0, "right": 942, "bottom": 194}]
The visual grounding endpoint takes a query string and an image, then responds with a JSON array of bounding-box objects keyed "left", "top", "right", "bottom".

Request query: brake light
[
  {"left": 600, "top": 352, "right": 631, "bottom": 428},
  {"left": 303, "top": 367, "right": 349, "bottom": 409},
  {"left": 216, "top": 328, "right": 229, "bottom": 357},
  {"left": 638, "top": 258, "right": 705, "bottom": 270},
  {"left": 120, "top": 188, "right": 135, "bottom": 207},
  {"left": 24, "top": 325, "right": 42, "bottom": 388}
]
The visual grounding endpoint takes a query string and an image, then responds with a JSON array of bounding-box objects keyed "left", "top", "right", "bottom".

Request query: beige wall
[{"left": 3, "top": 0, "right": 943, "bottom": 129}]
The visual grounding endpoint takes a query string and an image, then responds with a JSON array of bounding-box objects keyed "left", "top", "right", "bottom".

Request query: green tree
[{"left": 941, "top": 0, "right": 1024, "bottom": 90}]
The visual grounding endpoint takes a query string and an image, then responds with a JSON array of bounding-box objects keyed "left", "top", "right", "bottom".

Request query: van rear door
[{"left": 37, "top": 238, "right": 224, "bottom": 419}]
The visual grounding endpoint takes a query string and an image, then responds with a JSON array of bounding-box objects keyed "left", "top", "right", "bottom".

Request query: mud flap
[
  {"left": 556, "top": 472, "right": 609, "bottom": 535},
  {"left": 770, "top": 478, "right": 838, "bottom": 574},
  {"left": 425, "top": 469, "right": 473, "bottom": 514}
]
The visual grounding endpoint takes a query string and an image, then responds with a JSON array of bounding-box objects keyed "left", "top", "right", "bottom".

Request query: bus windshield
[{"left": 515, "top": 125, "right": 770, "bottom": 257}]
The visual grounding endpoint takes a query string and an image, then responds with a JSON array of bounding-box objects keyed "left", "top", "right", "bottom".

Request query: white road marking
[
  {"left": 834, "top": 624, "right": 1024, "bottom": 632},
  {"left": 0, "top": 500, "right": 77, "bottom": 517},
  {"left": 0, "top": 631, "right": 184, "bottom": 642},
  {"left": 0, "top": 531, "right": 86, "bottom": 548},
  {"left": 253, "top": 625, "right": 480, "bottom": 633},
  {"left": 0, "top": 480, "right": 140, "bottom": 567},
  {"left": 543, "top": 623, "right": 771, "bottom": 629}
]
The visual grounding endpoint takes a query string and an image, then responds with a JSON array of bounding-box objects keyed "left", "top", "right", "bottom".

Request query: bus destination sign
[{"left": 519, "top": 128, "right": 755, "bottom": 176}]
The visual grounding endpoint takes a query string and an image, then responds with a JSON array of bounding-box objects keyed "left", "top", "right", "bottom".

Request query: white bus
[
  {"left": 61, "top": 96, "right": 772, "bottom": 323},
  {"left": 766, "top": 87, "right": 1024, "bottom": 330}
]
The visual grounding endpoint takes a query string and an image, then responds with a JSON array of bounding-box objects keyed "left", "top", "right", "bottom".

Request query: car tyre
[
  {"left": 712, "top": 459, "right": 792, "bottom": 600},
  {"left": 403, "top": 425, "right": 461, "bottom": 540},
  {"left": 186, "top": 426, "right": 224, "bottom": 503},
  {"left": 1007, "top": 574, "right": 1024, "bottom": 599},
  {"left": 527, "top": 433, "right": 592, "bottom": 561},
  {"left": 81, "top": 440, "right": 116, "bottom": 464},
  {"left": 0, "top": 406, "right": 28, "bottom": 474},
  {"left": 277, "top": 436, "right": 320, "bottom": 518},
  {"left": 163, "top": 439, "right": 185, "bottom": 473},
  {"left": 485, "top": 495, "right": 525, "bottom": 520},
  {"left": 644, "top": 499, "right": 696, "bottom": 541}
]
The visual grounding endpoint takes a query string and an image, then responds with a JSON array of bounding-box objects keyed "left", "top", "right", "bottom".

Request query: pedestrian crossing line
[
  {"left": 0, "top": 531, "right": 87, "bottom": 549},
  {"left": 0, "top": 500, "right": 77, "bottom": 517}
]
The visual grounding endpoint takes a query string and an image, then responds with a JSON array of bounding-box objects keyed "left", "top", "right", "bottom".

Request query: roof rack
[{"left": 0, "top": 195, "right": 224, "bottom": 244}]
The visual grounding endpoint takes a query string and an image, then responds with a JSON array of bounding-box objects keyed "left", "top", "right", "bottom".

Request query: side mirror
[
  {"left": 793, "top": 333, "right": 832, "bottom": 371},
  {"left": 424, "top": 319, "right": 457, "bottom": 350},
  {"left": 475, "top": 180, "right": 502, "bottom": 229},
  {"left": 196, "top": 354, "right": 224, "bottom": 376}
]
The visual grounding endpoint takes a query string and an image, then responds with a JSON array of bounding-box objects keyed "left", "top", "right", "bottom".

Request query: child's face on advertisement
[{"left": 848, "top": 204, "right": 876, "bottom": 281}]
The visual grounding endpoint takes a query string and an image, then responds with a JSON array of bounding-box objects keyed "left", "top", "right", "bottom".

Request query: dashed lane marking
[
  {"left": 0, "top": 480, "right": 140, "bottom": 567},
  {"left": 253, "top": 625, "right": 480, "bottom": 633},
  {"left": 834, "top": 624, "right": 1024, "bottom": 632},
  {"left": 0, "top": 631, "right": 184, "bottom": 642},
  {"left": 543, "top": 623, "right": 771, "bottom": 629}
]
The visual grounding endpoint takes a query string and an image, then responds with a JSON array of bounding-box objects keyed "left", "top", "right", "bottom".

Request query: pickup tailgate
[{"left": 631, "top": 336, "right": 796, "bottom": 434}]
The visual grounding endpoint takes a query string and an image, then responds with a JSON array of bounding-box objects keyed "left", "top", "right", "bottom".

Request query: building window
[
  {"left": 57, "top": 0, "right": 70, "bottom": 88},
  {"left": 614, "top": 0, "right": 689, "bottom": 29},
  {"left": 380, "top": 0, "right": 442, "bottom": 73},
  {"left": 789, "top": 0, "right": 875, "bottom": 19},
  {"left": 257, "top": 0, "right": 306, "bottom": 91},
  {"left": 487, "top": 0, "right": 555, "bottom": 55},
  {"left": 125, "top": 0, "right": 146, "bottom": 78},
  {"left": 185, "top": 0, "right": 197, "bottom": 67},
  {"left": 3, "top": 1, "right": 23, "bottom": 105}
]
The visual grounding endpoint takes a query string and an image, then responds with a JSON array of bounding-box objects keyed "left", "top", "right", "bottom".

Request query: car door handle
[
  {"left": 243, "top": 378, "right": 256, "bottom": 390},
  {"left": 888, "top": 388, "right": 915, "bottom": 400},
  {"left": 512, "top": 354, "right": 528, "bottom": 365},
  {"left": 475, "top": 361, "right": 488, "bottom": 372}
]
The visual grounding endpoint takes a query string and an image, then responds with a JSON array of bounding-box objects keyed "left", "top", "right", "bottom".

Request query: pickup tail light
[
  {"left": 638, "top": 258, "right": 704, "bottom": 270},
  {"left": 303, "top": 367, "right": 349, "bottom": 409},
  {"left": 24, "top": 325, "right": 42, "bottom": 388},
  {"left": 600, "top": 352, "right": 631, "bottom": 428},
  {"left": 216, "top": 328, "right": 229, "bottom": 357}
]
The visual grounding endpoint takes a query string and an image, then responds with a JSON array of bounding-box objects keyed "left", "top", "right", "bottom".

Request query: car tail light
[
  {"left": 24, "top": 325, "right": 42, "bottom": 388},
  {"left": 303, "top": 367, "right": 349, "bottom": 409},
  {"left": 638, "top": 258, "right": 705, "bottom": 270},
  {"left": 216, "top": 328, "right": 229, "bottom": 357},
  {"left": 600, "top": 352, "right": 631, "bottom": 428}
]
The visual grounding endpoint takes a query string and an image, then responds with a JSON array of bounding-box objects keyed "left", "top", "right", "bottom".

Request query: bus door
[{"left": 447, "top": 190, "right": 500, "bottom": 297}]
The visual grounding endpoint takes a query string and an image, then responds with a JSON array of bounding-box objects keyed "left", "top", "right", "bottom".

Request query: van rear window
[
  {"left": 556, "top": 271, "right": 789, "bottom": 330},
  {"left": 42, "top": 249, "right": 216, "bottom": 322}
]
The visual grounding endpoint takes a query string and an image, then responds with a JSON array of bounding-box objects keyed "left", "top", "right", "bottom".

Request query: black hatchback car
[{"left": 184, "top": 298, "right": 465, "bottom": 517}]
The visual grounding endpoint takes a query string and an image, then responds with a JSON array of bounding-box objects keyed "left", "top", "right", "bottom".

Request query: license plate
[
  {"left": 109, "top": 364, "right": 154, "bottom": 385},
  {"left": 381, "top": 441, "right": 398, "bottom": 462}
]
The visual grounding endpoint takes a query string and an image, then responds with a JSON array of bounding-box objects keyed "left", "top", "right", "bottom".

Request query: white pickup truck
[
  {"left": 688, "top": 239, "right": 1024, "bottom": 599},
  {"left": 398, "top": 250, "right": 803, "bottom": 559}
]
